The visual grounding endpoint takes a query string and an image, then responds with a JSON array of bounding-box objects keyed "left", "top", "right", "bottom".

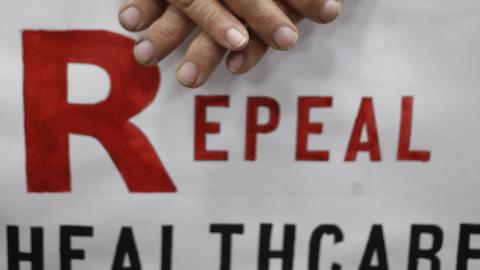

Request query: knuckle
[
  {"left": 248, "top": 7, "right": 279, "bottom": 27},
  {"left": 184, "top": 0, "right": 233, "bottom": 31},
  {"left": 190, "top": 1, "right": 224, "bottom": 30},
  {"left": 193, "top": 37, "right": 223, "bottom": 60},
  {"left": 173, "top": 0, "right": 195, "bottom": 9},
  {"left": 147, "top": 21, "right": 185, "bottom": 45}
]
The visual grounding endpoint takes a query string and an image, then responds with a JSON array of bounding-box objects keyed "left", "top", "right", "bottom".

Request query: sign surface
[{"left": 1, "top": 0, "right": 480, "bottom": 269}]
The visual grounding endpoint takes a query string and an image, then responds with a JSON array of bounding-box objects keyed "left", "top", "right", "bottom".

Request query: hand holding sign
[{"left": 118, "top": 0, "right": 341, "bottom": 88}]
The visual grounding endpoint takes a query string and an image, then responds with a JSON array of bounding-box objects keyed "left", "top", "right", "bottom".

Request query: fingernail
[
  {"left": 227, "top": 53, "right": 245, "bottom": 73},
  {"left": 134, "top": 40, "right": 155, "bottom": 64},
  {"left": 273, "top": 26, "right": 298, "bottom": 49},
  {"left": 226, "top": 28, "right": 248, "bottom": 49},
  {"left": 120, "top": 7, "right": 141, "bottom": 30},
  {"left": 317, "top": 0, "right": 340, "bottom": 23},
  {"left": 177, "top": 62, "right": 198, "bottom": 86}
]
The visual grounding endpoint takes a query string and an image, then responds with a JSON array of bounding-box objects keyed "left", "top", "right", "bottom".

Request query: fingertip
[
  {"left": 273, "top": 26, "right": 299, "bottom": 50},
  {"left": 317, "top": 0, "right": 340, "bottom": 24},
  {"left": 134, "top": 40, "right": 156, "bottom": 65},
  {"left": 226, "top": 53, "right": 246, "bottom": 74},
  {"left": 226, "top": 28, "right": 250, "bottom": 50},
  {"left": 176, "top": 61, "right": 200, "bottom": 88},
  {"left": 119, "top": 6, "right": 141, "bottom": 31}
]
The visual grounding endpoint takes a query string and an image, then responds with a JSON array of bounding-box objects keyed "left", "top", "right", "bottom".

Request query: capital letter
[
  {"left": 397, "top": 96, "right": 431, "bottom": 162},
  {"left": 23, "top": 30, "right": 175, "bottom": 192},
  {"left": 408, "top": 225, "right": 443, "bottom": 270},
  {"left": 194, "top": 96, "right": 229, "bottom": 161},
  {"left": 245, "top": 97, "right": 280, "bottom": 161},
  {"left": 359, "top": 225, "right": 389, "bottom": 270},
  {"left": 60, "top": 226, "right": 93, "bottom": 270},
  {"left": 457, "top": 224, "right": 480, "bottom": 270},
  {"left": 211, "top": 224, "right": 244, "bottom": 270},
  {"left": 345, "top": 97, "right": 381, "bottom": 161},
  {"left": 296, "top": 97, "right": 332, "bottom": 161},
  {"left": 7, "top": 226, "right": 43, "bottom": 270},
  {"left": 161, "top": 226, "right": 174, "bottom": 270},
  {"left": 112, "top": 227, "right": 142, "bottom": 270},
  {"left": 309, "top": 225, "right": 343, "bottom": 270},
  {"left": 258, "top": 224, "right": 296, "bottom": 270}
]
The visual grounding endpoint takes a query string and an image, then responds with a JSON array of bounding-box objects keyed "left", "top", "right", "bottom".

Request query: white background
[{"left": 1, "top": 0, "right": 480, "bottom": 269}]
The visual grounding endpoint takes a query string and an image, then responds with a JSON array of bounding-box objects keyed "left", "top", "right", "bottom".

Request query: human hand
[{"left": 118, "top": 0, "right": 341, "bottom": 88}]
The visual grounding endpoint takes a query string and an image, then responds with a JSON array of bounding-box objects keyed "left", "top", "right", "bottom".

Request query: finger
[
  {"left": 176, "top": 31, "right": 226, "bottom": 88},
  {"left": 223, "top": 0, "right": 299, "bottom": 50},
  {"left": 226, "top": 3, "right": 304, "bottom": 74},
  {"left": 226, "top": 33, "right": 268, "bottom": 74},
  {"left": 273, "top": 0, "right": 304, "bottom": 23},
  {"left": 134, "top": 6, "right": 196, "bottom": 66},
  {"left": 119, "top": 0, "right": 167, "bottom": 31},
  {"left": 168, "top": 0, "right": 249, "bottom": 51},
  {"left": 286, "top": 0, "right": 341, "bottom": 24}
]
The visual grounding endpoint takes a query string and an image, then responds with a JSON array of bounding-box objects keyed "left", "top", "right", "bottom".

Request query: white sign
[{"left": 1, "top": 0, "right": 480, "bottom": 269}]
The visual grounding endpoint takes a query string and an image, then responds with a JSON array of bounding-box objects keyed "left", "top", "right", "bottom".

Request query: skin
[{"left": 119, "top": 0, "right": 341, "bottom": 88}]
